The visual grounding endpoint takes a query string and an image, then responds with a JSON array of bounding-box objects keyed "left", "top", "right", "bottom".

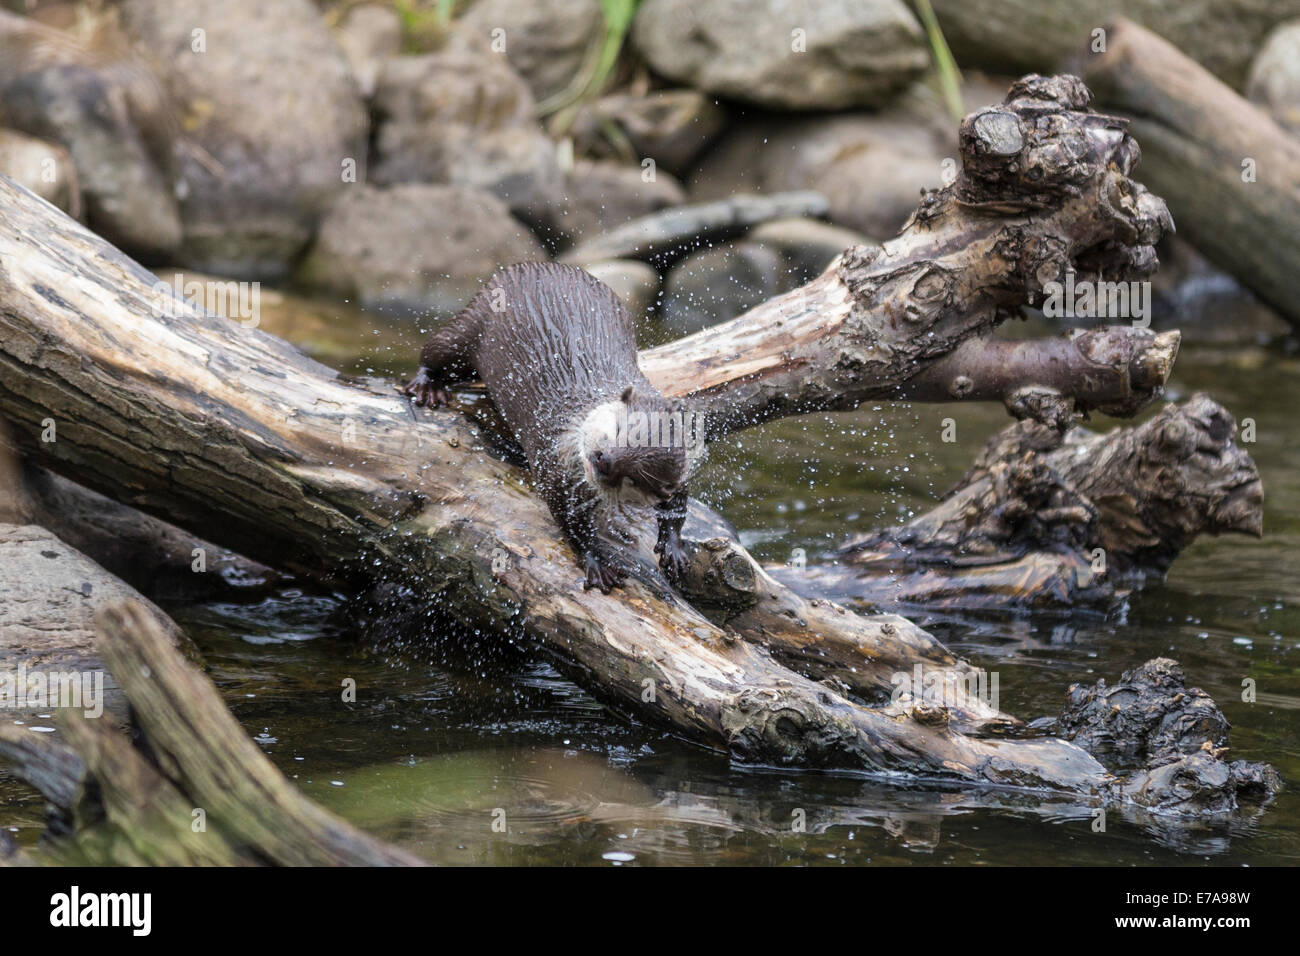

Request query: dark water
[{"left": 2, "top": 296, "right": 1297, "bottom": 866}]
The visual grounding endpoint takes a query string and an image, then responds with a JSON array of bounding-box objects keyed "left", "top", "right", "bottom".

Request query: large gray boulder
[
  {"left": 455, "top": 0, "right": 603, "bottom": 104},
  {"left": 0, "top": 523, "right": 190, "bottom": 727},
  {"left": 660, "top": 240, "right": 789, "bottom": 335},
  {"left": 631, "top": 0, "right": 928, "bottom": 110},
  {"left": 370, "top": 47, "right": 563, "bottom": 231},
  {"left": 747, "top": 216, "right": 876, "bottom": 280},
  {"left": 0, "top": 11, "right": 181, "bottom": 259},
  {"left": 570, "top": 89, "right": 729, "bottom": 175},
  {"left": 553, "top": 159, "right": 687, "bottom": 246},
  {"left": 0, "top": 129, "right": 77, "bottom": 214},
  {"left": 1247, "top": 21, "right": 1300, "bottom": 134},
  {"left": 117, "top": 0, "right": 368, "bottom": 278},
  {"left": 296, "top": 183, "right": 547, "bottom": 315},
  {"left": 689, "top": 95, "right": 953, "bottom": 239},
  {"left": 582, "top": 259, "right": 661, "bottom": 319}
]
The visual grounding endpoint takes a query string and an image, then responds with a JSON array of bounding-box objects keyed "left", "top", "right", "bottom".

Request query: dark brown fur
[{"left": 405, "top": 262, "right": 696, "bottom": 592}]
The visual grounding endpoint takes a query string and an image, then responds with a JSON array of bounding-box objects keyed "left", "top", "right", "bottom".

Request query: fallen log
[
  {"left": 0, "top": 169, "right": 1078, "bottom": 788},
  {"left": 1081, "top": 18, "right": 1300, "bottom": 330},
  {"left": 559, "top": 190, "right": 830, "bottom": 266},
  {"left": 927, "top": 0, "right": 1300, "bottom": 89},
  {"left": 0, "top": 75, "right": 1272, "bottom": 811},
  {"left": 14, "top": 461, "right": 281, "bottom": 598}
]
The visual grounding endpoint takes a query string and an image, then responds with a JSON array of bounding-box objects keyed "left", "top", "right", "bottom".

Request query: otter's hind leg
[{"left": 405, "top": 313, "right": 480, "bottom": 407}]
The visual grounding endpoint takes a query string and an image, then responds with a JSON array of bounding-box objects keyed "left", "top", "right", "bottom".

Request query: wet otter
[{"left": 405, "top": 262, "right": 704, "bottom": 592}]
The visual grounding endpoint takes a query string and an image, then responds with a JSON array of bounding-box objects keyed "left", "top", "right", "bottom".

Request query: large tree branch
[
  {"left": 0, "top": 173, "right": 1083, "bottom": 790},
  {"left": 639, "top": 75, "right": 1175, "bottom": 436}
]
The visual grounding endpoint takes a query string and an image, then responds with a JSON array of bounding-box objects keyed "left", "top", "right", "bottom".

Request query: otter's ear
[{"left": 620, "top": 385, "right": 635, "bottom": 404}]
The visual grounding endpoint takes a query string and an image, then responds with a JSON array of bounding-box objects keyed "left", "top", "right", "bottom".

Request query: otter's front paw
[
  {"left": 654, "top": 536, "right": 689, "bottom": 584},
  {"left": 583, "top": 551, "right": 628, "bottom": 594},
  {"left": 404, "top": 369, "right": 451, "bottom": 408}
]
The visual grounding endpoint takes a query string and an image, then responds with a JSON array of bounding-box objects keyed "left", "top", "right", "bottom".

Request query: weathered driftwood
[
  {"left": 786, "top": 394, "right": 1263, "bottom": 610},
  {"left": 0, "top": 170, "right": 1081, "bottom": 789},
  {"left": 928, "top": 0, "right": 1296, "bottom": 90},
  {"left": 0, "top": 601, "right": 425, "bottom": 865},
  {"left": 1081, "top": 18, "right": 1300, "bottom": 329},
  {"left": 637, "top": 76, "right": 1176, "bottom": 437},
  {"left": 0, "top": 75, "right": 1271, "bottom": 810},
  {"left": 14, "top": 460, "right": 280, "bottom": 598}
]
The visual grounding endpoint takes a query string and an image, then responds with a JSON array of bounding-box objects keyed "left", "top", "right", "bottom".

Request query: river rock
[
  {"left": 334, "top": 3, "right": 403, "bottom": 99},
  {"left": 929, "top": 0, "right": 1300, "bottom": 91},
  {"left": 0, "top": 11, "right": 181, "bottom": 259},
  {"left": 551, "top": 159, "right": 686, "bottom": 246},
  {"left": 297, "top": 183, "right": 547, "bottom": 315},
  {"left": 747, "top": 217, "right": 875, "bottom": 282},
  {"left": 0, "top": 523, "right": 192, "bottom": 726},
  {"left": 689, "top": 99, "right": 951, "bottom": 239},
  {"left": 455, "top": 0, "right": 603, "bottom": 104},
  {"left": 660, "top": 240, "right": 788, "bottom": 335},
  {"left": 116, "top": 0, "right": 368, "bottom": 279},
  {"left": 560, "top": 191, "right": 828, "bottom": 266},
  {"left": 570, "top": 89, "right": 728, "bottom": 174},
  {"left": 0, "top": 129, "right": 76, "bottom": 214},
  {"left": 1247, "top": 21, "right": 1300, "bottom": 134},
  {"left": 370, "top": 47, "right": 562, "bottom": 230},
  {"left": 630, "top": 0, "right": 928, "bottom": 110},
  {"left": 582, "top": 259, "right": 661, "bottom": 318}
]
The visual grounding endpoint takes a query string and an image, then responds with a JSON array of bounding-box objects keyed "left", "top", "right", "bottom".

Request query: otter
[{"left": 404, "top": 262, "right": 704, "bottom": 593}]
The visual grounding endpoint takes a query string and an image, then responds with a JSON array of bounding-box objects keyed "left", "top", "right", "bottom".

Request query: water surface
[{"left": 2, "top": 289, "right": 1296, "bottom": 866}]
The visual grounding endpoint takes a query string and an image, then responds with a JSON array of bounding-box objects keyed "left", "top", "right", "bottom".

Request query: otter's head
[{"left": 580, "top": 385, "right": 690, "bottom": 502}]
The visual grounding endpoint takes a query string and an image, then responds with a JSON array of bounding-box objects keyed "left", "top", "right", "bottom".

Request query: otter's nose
[{"left": 592, "top": 450, "right": 612, "bottom": 476}]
